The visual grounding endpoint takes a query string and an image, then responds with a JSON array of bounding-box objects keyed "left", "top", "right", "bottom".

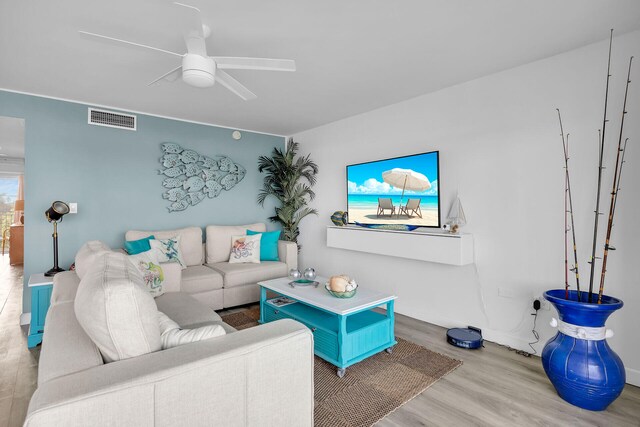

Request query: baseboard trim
[
  {"left": 626, "top": 367, "right": 640, "bottom": 387},
  {"left": 20, "top": 312, "right": 30, "bottom": 326},
  {"left": 396, "top": 307, "right": 640, "bottom": 386}
]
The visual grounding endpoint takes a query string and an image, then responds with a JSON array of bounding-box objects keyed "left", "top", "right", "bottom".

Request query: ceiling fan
[{"left": 79, "top": 2, "right": 296, "bottom": 100}]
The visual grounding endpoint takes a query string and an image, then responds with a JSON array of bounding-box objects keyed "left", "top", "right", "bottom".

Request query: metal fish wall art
[{"left": 160, "top": 143, "right": 246, "bottom": 212}]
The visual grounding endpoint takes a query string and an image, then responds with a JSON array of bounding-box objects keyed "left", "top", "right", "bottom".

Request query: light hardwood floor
[
  {"left": 1, "top": 258, "right": 639, "bottom": 426},
  {"left": 0, "top": 257, "right": 38, "bottom": 427},
  {"left": 379, "top": 315, "right": 640, "bottom": 426}
]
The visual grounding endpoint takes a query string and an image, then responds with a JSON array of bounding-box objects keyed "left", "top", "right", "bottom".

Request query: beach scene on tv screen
[{"left": 347, "top": 152, "right": 439, "bottom": 227}]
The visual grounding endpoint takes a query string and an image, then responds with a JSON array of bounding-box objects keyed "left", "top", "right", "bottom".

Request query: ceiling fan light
[
  {"left": 182, "top": 54, "right": 215, "bottom": 88},
  {"left": 182, "top": 70, "right": 215, "bottom": 87}
]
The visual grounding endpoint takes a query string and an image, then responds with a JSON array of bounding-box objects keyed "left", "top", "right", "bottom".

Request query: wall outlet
[
  {"left": 69, "top": 203, "right": 78, "bottom": 214},
  {"left": 533, "top": 299, "right": 541, "bottom": 310}
]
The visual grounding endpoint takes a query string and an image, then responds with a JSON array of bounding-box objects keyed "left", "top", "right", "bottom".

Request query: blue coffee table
[{"left": 258, "top": 276, "right": 397, "bottom": 377}]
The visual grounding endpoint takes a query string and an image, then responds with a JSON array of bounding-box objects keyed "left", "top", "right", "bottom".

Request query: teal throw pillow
[
  {"left": 124, "top": 235, "right": 155, "bottom": 255},
  {"left": 247, "top": 229, "right": 281, "bottom": 261}
]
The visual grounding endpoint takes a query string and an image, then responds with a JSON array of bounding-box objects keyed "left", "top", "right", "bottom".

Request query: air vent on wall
[{"left": 88, "top": 108, "right": 136, "bottom": 130}]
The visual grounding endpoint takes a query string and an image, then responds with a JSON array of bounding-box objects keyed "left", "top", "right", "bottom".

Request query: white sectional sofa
[
  {"left": 125, "top": 223, "right": 298, "bottom": 310},
  {"left": 25, "top": 243, "right": 314, "bottom": 427}
]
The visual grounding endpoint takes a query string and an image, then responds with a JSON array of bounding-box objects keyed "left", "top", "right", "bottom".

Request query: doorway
[{"left": 0, "top": 116, "right": 26, "bottom": 266}]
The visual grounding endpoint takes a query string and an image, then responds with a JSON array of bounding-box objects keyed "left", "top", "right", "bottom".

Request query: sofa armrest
[
  {"left": 278, "top": 240, "right": 298, "bottom": 271},
  {"left": 25, "top": 319, "right": 314, "bottom": 427},
  {"left": 50, "top": 271, "right": 81, "bottom": 306}
]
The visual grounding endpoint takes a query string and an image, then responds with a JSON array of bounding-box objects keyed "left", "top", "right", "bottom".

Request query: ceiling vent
[{"left": 88, "top": 108, "right": 136, "bottom": 131}]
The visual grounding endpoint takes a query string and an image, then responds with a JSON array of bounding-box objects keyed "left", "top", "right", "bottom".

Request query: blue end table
[
  {"left": 258, "top": 276, "right": 397, "bottom": 377},
  {"left": 27, "top": 273, "right": 53, "bottom": 348}
]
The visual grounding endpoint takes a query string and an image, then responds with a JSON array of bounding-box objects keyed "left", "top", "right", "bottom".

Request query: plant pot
[{"left": 542, "top": 289, "right": 625, "bottom": 411}]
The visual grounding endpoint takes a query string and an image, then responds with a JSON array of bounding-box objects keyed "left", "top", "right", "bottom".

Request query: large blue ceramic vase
[{"left": 542, "top": 289, "right": 625, "bottom": 411}]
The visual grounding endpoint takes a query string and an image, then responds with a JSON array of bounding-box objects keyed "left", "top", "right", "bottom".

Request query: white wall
[{"left": 293, "top": 30, "right": 640, "bottom": 385}]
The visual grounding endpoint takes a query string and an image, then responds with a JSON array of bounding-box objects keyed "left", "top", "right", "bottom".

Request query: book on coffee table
[{"left": 267, "top": 296, "right": 297, "bottom": 307}]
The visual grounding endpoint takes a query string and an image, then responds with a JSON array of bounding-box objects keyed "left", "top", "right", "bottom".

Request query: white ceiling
[
  {"left": 1, "top": 1, "right": 639, "bottom": 136},
  {"left": 0, "top": 116, "right": 25, "bottom": 159}
]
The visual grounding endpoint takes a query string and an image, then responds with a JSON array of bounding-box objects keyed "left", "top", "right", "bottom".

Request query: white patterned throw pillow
[
  {"left": 128, "top": 250, "right": 166, "bottom": 297},
  {"left": 229, "top": 234, "right": 261, "bottom": 264},
  {"left": 150, "top": 236, "right": 187, "bottom": 269}
]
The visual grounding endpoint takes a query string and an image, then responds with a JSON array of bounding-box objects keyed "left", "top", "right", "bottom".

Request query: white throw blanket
[{"left": 158, "top": 311, "right": 226, "bottom": 349}]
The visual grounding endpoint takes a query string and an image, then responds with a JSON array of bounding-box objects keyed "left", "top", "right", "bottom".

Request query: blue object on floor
[
  {"left": 542, "top": 289, "right": 625, "bottom": 411},
  {"left": 446, "top": 327, "right": 483, "bottom": 349}
]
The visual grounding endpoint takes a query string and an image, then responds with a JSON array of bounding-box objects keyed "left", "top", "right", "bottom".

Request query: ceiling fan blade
[
  {"left": 213, "top": 57, "right": 296, "bottom": 72},
  {"left": 148, "top": 65, "right": 183, "bottom": 86},
  {"left": 215, "top": 70, "right": 257, "bottom": 101},
  {"left": 79, "top": 31, "right": 183, "bottom": 57},
  {"left": 173, "top": 2, "right": 208, "bottom": 56}
]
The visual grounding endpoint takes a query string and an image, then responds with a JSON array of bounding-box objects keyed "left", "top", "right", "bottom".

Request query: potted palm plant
[{"left": 257, "top": 138, "right": 319, "bottom": 248}]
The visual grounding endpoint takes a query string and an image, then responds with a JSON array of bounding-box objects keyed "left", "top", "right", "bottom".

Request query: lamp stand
[{"left": 45, "top": 221, "right": 65, "bottom": 277}]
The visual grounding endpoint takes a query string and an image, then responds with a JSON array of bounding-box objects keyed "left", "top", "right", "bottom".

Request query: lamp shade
[
  {"left": 14, "top": 199, "right": 24, "bottom": 211},
  {"left": 45, "top": 201, "right": 70, "bottom": 222}
]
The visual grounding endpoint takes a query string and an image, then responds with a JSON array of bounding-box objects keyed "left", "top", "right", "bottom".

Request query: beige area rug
[{"left": 221, "top": 308, "right": 462, "bottom": 427}]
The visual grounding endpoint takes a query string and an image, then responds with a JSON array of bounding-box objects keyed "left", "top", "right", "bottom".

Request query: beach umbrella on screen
[{"left": 382, "top": 168, "right": 431, "bottom": 211}]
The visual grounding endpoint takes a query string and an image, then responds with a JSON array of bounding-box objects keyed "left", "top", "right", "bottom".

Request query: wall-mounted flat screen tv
[{"left": 347, "top": 151, "right": 440, "bottom": 228}]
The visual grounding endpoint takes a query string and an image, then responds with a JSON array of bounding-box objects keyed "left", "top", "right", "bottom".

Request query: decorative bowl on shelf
[
  {"left": 325, "top": 274, "right": 358, "bottom": 298},
  {"left": 325, "top": 283, "right": 358, "bottom": 298}
]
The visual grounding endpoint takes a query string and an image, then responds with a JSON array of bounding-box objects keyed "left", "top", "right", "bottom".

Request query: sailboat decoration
[{"left": 446, "top": 196, "right": 466, "bottom": 234}]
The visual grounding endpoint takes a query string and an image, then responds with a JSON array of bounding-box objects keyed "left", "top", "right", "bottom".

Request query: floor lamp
[{"left": 45, "top": 201, "right": 70, "bottom": 277}]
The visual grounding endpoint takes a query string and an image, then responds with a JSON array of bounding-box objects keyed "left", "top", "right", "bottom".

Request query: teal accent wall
[{"left": 0, "top": 90, "right": 283, "bottom": 313}]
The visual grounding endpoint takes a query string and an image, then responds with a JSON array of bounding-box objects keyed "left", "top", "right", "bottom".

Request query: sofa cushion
[
  {"left": 50, "top": 271, "right": 81, "bottom": 305},
  {"left": 223, "top": 283, "right": 261, "bottom": 308},
  {"left": 74, "top": 252, "right": 162, "bottom": 363},
  {"left": 158, "top": 311, "right": 226, "bottom": 349},
  {"left": 38, "top": 301, "right": 103, "bottom": 385},
  {"left": 181, "top": 265, "right": 223, "bottom": 293},
  {"left": 187, "top": 289, "right": 224, "bottom": 311},
  {"left": 205, "top": 223, "right": 266, "bottom": 264},
  {"left": 154, "top": 292, "right": 222, "bottom": 329},
  {"left": 75, "top": 240, "right": 111, "bottom": 280},
  {"left": 160, "top": 262, "right": 182, "bottom": 293},
  {"left": 207, "top": 261, "right": 288, "bottom": 288},
  {"left": 126, "top": 227, "right": 203, "bottom": 267}
]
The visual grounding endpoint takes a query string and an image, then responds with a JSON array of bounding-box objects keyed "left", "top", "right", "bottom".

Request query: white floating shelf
[{"left": 326, "top": 226, "right": 474, "bottom": 266}]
